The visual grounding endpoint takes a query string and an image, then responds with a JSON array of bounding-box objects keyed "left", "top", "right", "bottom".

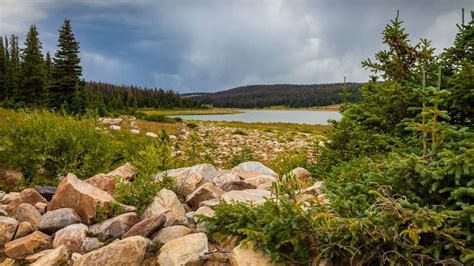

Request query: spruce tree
[
  {"left": 45, "top": 51, "right": 52, "bottom": 87},
  {"left": 0, "top": 37, "right": 6, "bottom": 100},
  {"left": 19, "top": 25, "right": 47, "bottom": 106},
  {"left": 7, "top": 35, "right": 21, "bottom": 101},
  {"left": 50, "top": 19, "right": 83, "bottom": 110}
]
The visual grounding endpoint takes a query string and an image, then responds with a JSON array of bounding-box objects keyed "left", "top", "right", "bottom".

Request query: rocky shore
[{"left": 0, "top": 162, "right": 327, "bottom": 265}]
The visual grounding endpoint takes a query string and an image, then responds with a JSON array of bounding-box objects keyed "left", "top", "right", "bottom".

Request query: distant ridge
[{"left": 185, "top": 83, "right": 362, "bottom": 108}]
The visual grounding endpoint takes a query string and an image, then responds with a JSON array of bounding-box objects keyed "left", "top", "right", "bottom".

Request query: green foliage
[
  {"left": 203, "top": 179, "right": 467, "bottom": 264},
  {"left": 114, "top": 133, "right": 176, "bottom": 214},
  {"left": 0, "top": 110, "right": 140, "bottom": 183},
  {"left": 138, "top": 113, "right": 181, "bottom": 123},
  {"left": 227, "top": 146, "right": 257, "bottom": 168},
  {"left": 269, "top": 148, "right": 310, "bottom": 176}
]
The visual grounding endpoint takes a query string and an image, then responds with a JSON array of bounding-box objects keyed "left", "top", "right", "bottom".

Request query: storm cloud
[{"left": 1, "top": 0, "right": 472, "bottom": 92}]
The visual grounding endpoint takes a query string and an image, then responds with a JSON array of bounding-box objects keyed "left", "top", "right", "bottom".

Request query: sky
[{"left": 0, "top": 0, "right": 472, "bottom": 93}]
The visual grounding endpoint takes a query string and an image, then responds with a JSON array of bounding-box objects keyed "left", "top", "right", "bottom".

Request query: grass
[
  {"left": 251, "top": 104, "right": 341, "bottom": 111},
  {"left": 197, "top": 120, "right": 329, "bottom": 134}
]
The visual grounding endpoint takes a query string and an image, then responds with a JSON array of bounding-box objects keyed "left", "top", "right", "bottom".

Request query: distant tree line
[
  {"left": 0, "top": 21, "right": 196, "bottom": 115},
  {"left": 85, "top": 81, "right": 199, "bottom": 116},
  {"left": 190, "top": 83, "right": 362, "bottom": 108}
]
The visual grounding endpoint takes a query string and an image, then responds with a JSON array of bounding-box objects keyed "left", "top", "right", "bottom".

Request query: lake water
[{"left": 169, "top": 110, "right": 341, "bottom": 125}]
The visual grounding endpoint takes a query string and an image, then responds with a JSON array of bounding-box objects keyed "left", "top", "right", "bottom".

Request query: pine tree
[
  {"left": 0, "top": 37, "right": 6, "bottom": 100},
  {"left": 7, "top": 35, "right": 21, "bottom": 101},
  {"left": 49, "top": 19, "right": 83, "bottom": 110},
  {"left": 19, "top": 25, "right": 47, "bottom": 106},
  {"left": 45, "top": 51, "right": 52, "bottom": 86}
]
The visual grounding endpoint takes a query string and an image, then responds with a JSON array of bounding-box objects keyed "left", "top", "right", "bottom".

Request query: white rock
[
  {"left": 145, "top": 132, "right": 158, "bottom": 138},
  {"left": 109, "top": 125, "right": 121, "bottom": 131},
  {"left": 222, "top": 189, "right": 272, "bottom": 205}
]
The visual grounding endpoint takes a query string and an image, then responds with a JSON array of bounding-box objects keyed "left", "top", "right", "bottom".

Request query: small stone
[{"left": 38, "top": 208, "right": 81, "bottom": 234}]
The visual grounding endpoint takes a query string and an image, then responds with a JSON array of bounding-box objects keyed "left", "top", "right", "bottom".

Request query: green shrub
[
  {"left": 202, "top": 179, "right": 467, "bottom": 265},
  {"left": 0, "top": 110, "right": 140, "bottom": 183},
  {"left": 231, "top": 129, "right": 247, "bottom": 136},
  {"left": 142, "top": 114, "right": 180, "bottom": 123},
  {"left": 269, "top": 148, "right": 310, "bottom": 176},
  {"left": 227, "top": 146, "right": 257, "bottom": 168},
  {"left": 114, "top": 134, "right": 176, "bottom": 214}
]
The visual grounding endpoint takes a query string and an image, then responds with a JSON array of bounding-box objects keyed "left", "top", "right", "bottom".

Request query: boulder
[
  {"left": 157, "top": 233, "right": 208, "bottom": 265},
  {"left": 30, "top": 245, "right": 69, "bottom": 266},
  {"left": 199, "top": 198, "right": 220, "bottom": 209},
  {"left": 130, "top": 129, "right": 140, "bottom": 135},
  {"left": 303, "top": 181, "right": 325, "bottom": 195},
  {"left": 242, "top": 175, "right": 277, "bottom": 190},
  {"left": 186, "top": 183, "right": 224, "bottom": 210},
  {"left": 1, "top": 169, "right": 23, "bottom": 188},
  {"left": 152, "top": 225, "right": 191, "bottom": 244},
  {"left": 229, "top": 243, "right": 272, "bottom": 266},
  {"left": 85, "top": 174, "right": 116, "bottom": 194},
  {"left": 155, "top": 164, "right": 220, "bottom": 197},
  {"left": 12, "top": 203, "right": 41, "bottom": 228},
  {"left": 100, "top": 117, "right": 123, "bottom": 125},
  {"left": 220, "top": 180, "right": 256, "bottom": 191},
  {"left": 212, "top": 172, "right": 240, "bottom": 189},
  {"left": 123, "top": 212, "right": 167, "bottom": 239},
  {"left": 110, "top": 125, "right": 121, "bottom": 130},
  {"left": 289, "top": 167, "right": 313, "bottom": 187},
  {"left": 1, "top": 192, "right": 21, "bottom": 214},
  {"left": 89, "top": 212, "right": 139, "bottom": 239},
  {"left": 34, "top": 186, "right": 56, "bottom": 202},
  {"left": 4, "top": 231, "right": 51, "bottom": 259},
  {"left": 194, "top": 207, "right": 215, "bottom": 222},
  {"left": 24, "top": 249, "right": 53, "bottom": 264},
  {"left": 107, "top": 163, "right": 137, "bottom": 181},
  {"left": 48, "top": 173, "right": 116, "bottom": 224},
  {"left": 73, "top": 236, "right": 147, "bottom": 266},
  {"left": 53, "top": 224, "right": 88, "bottom": 252},
  {"left": 19, "top": 189, "right": 48, "bottom": 206},
  {"left": 0, "top": 258, "right": 16, "bottom": 265},
  {"left": 143, "top": 189, "right": 186, "bottom": 224},
  {"left": 80, "top": 237, "right": 104, "bottom": 253},
  {"left": 222, "top": 189, "right": 272, "bottom": 205},
  {"left": 38, "top": 208, "right": 81, "bottom": 234},
  {"left": 231, "top": 162, "right": 278, "bottom": 179},
  {"left": 14, "top": 222, "right": 33, "bottom": 239},
  {"left": 0, "top": 216, "right": 19, "bottom": 246}
]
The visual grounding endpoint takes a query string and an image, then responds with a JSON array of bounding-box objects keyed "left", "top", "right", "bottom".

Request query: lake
[{"left": 169, "top": 110, "right": 341, "bottom": 125}]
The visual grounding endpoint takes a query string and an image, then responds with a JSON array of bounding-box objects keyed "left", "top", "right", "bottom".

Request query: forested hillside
[{"left": 188, "top": 83, "right": 362, "bottom": 108}]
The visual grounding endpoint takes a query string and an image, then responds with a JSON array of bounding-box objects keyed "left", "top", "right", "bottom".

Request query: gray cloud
[{"left": 1, "top": 0, "right": 472, "bottom": 92}]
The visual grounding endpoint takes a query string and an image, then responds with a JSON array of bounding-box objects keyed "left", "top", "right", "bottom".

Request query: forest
[
  {"left": 0, "top": 20, "right": 197, "bottom": 115},
  {"left": 189, "top": 82, "right": 361, "bottom": 108}
]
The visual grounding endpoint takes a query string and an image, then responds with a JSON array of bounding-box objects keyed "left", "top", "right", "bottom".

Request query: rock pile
[{"left": 0, "top": 162, "right": 327, "bottom": 265}]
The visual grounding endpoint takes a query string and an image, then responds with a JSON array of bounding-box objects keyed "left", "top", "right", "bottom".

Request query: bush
[
  {"left": 141, "top": 114, "right": 180, "bottom": 123},
  {"left": 269, "top": 148, "right": 310, "bottom": 176},
  {"left": 202, "top": 179, "right": 467, "bottom": 265},
  {"left": 115, "top": 132, "right": 176, "bottom": 214},
  {"left": 0, "top": 110, "right": 141, "bottom": 183}
]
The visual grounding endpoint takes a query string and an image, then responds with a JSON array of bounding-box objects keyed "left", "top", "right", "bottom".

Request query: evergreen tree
[
  {"left": 0, "top": 37, "right": 6, "bottom": 100},
  {"left": 45, "top": 51, "right": 52, "bottom": 86},
  {"left": 19, "top": 25, "right": 47, "bottom": 106},
  {"left": 7, "top": 35, "right": 21, "bottom": 101},
  {"left": 49, "top": 19, "right": 83, "bottom": 110}
]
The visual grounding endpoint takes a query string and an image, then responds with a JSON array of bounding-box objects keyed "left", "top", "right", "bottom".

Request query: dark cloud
[{"left": 1, "top": 0, "right": 472, "bottom": 92}]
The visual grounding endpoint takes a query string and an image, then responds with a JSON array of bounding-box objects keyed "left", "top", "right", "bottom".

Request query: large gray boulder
[
  {"left": 38, "top": 208, "right": 81, "bottom": 234},
  {"left": 0, "top": 216, "right": 19, "bottom": 246},
  {"left": 142, "top": 189, "right": 186, "bottom": 224},
  {"left": 53, "top": 223, "right": 88, "bottom": 252},
  {"left": 231, "top": 162, "right": 278, "bottom": 179},
  {"left": 89, "top": 212, "right": 139, "bottom": 239}
]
